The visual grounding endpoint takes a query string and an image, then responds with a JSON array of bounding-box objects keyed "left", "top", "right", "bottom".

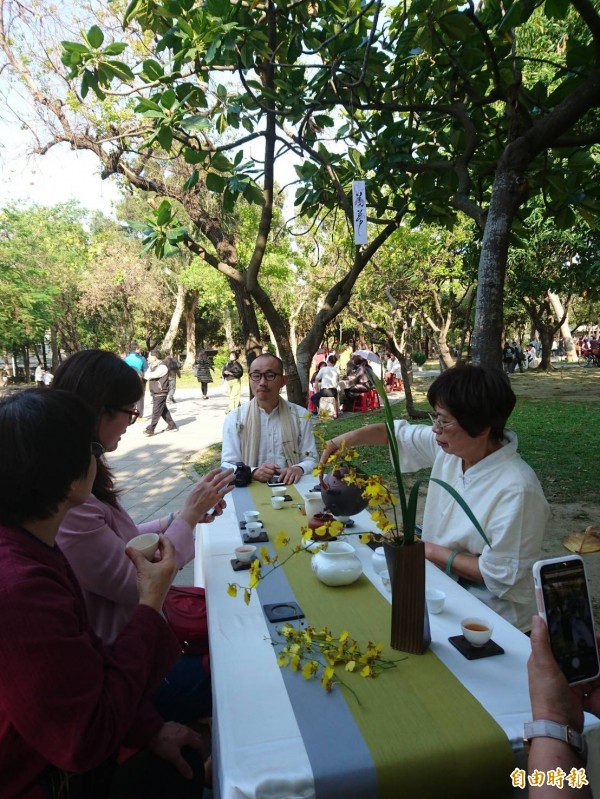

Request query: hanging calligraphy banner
[{"left": 352, "top": 180, "right": 367, "bottom": 245}]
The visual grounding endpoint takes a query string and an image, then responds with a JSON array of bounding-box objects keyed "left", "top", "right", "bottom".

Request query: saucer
[{"left": 243, "top": 530, "right": 269, "bottom": 543}]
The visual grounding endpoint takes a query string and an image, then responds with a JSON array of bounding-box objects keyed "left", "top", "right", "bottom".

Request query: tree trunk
[
  {"left": 161, "top": 281, "right": 186, "bottom": 354},
  {"left": 228, "top": 278, "right": 262, "bottom": 368},
  {"left": 471, "top": 166, "right": 522, "bottom": 368},
  {"left": 183, "top": 290, "right": 199, "bottom": 367},
  {"left": 223, "top": 305, "right": 236, "bottom": 350},
  {"left": 547, "top": 291, "right": 576, "bottom": 363},
  {"left": 538, "top": 326, "right": 554, "bottom": 370}
]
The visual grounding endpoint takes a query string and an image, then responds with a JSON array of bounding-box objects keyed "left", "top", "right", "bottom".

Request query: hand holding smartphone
[{"left": 533, "top": 555, "right": 600, "bottom": 685}]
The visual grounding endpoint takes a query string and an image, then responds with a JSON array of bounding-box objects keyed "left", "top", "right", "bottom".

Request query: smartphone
[
  {"left": 533, "top": 555, "right": 600, "bottom": 684},
  {"left": 267, "top": 478, "right": 286, "bottom": 487}
]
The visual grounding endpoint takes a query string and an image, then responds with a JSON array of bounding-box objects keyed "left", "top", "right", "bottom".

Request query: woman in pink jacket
[{"left": 53, "top": 349, "right": 234, "bottom": 724}]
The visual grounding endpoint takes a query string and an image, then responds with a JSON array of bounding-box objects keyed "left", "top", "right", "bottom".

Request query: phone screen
[{"left": 538, "top": 558, "right": 599, "bottom": 684}]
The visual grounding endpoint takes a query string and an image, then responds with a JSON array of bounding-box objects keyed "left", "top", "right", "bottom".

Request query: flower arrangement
[{"left": 272, "top": 624, "right": 405, "bottom": 698}]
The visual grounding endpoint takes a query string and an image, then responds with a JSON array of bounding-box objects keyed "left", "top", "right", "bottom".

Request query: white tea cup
[
  {"left": 126, "top": 533, "right": 159, "bottom": 561},
  {"left": 461, "top": 617, "right": 493, "bottom": 647},
  {"left": 244, "top": 510, "right": 260, "bottom": 524},
  {"left": 245, "top": 522, "right": 262, "bottom": 540},
  {"left": 425, "top": 588, "right": 446, "bottom": 614},
  {"left": 235, "top": 545, "right": 256, "bottom": 563},
  {"left": 380, "top": 569, "right": 391, "bottom": 593},
  {"left": 271, "top": 497, "right": 285, "bottom": 510},
  {"left": 371, "top": 547, "right": 387, "bottom": 574},
  {"left": 271, "top": 485, "right": 287, "bottom": 497}
]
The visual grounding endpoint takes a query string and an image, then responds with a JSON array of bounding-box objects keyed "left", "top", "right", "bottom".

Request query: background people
[
  {"left": 164, "top": 352, "right": 182, "bottom": 405},
  {"left": 221, "top": 353, "right": 317, "bottom": 484},
  {"left": 144, "top": 351, "right": 177, "bottom": 436},
  {"left": 0, "top": 389, "right": 205, "bottom": 798},
  {"left": 310, "top": 354, "right": 340, "bottom": 417},
  {"left": 222, "top": 350, "right": 243, "bottom": 412},
  {"left": 34, "top": 362, "right": 44, "bottom": 387},
  {"left": 194, "top": 350, "right": 213, "bottom": 400},
  {"left": 124, "top": 342, "right": 148, "bottom": 418},
  {"left": 320, "top": 364, "right": 549, "bottom": 631}
]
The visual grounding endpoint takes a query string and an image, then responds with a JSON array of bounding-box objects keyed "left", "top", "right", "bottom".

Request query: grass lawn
[{"left": 194, "top": 365, "right": 600, "bottom": 504}]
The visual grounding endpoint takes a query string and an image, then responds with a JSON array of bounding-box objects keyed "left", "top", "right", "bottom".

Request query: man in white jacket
[{"left": 221, "top": 354, "right": 317, "bottom": 484}]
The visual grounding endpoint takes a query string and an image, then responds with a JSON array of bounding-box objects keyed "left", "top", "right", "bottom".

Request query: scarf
[{"left": 239, "top": 398, "right": 299, "bottom": 468}]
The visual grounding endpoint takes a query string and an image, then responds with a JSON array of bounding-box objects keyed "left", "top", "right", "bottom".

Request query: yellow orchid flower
[
  {"left": 360, "top": 664, "right": 374, "bottom": 678},
  {"left": 243, "top": 588, "right": 251, "bottom": 605},
  {"left": 274, "top": 531, "right": 291, "bottom": 549},
  {"left": 277, "top": 652, "right": 290, "bottom": 667},
  {"left": 259, "top": 545, "right": 272, "bottom": 564},
  {"left": 302, "top": 660, "right": 319, "bottom": 680},
  {"left": 226, "top": 583, "right": 238, "bottom": 598},
  {"left": 345, "top": 660, "right": 357, "bottom": 672}
]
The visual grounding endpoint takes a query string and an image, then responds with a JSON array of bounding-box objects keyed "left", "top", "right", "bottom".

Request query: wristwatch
[{"left": 524, "top": 720, "right": 588, "bottom": 763}]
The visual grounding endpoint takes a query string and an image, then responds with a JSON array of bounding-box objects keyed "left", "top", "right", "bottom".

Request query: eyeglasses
[
  {"left": 428, "top": 413, "right": 456, "bottom": 431},
  {"left": 91, "top": 441, "right": 106, "bottom": 457},
  {"left": 110, "top": 407, "right": 140, "bottom": 425},
  {"left": 248, "top": 371, "right": 282, "bottom": 383}
]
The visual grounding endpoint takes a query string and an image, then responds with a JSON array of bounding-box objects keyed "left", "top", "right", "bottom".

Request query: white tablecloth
[{"left": 196, "top": 475, "right": 600, "bottom": 799}]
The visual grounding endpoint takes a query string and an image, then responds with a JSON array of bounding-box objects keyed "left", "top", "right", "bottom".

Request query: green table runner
[{"left": 250, "top": 482, "right": 514, "bottom": 799}]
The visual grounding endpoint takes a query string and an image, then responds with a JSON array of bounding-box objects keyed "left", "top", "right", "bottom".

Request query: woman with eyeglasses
[
  {"left": 52, "top": 349, "right": 234, "bottom": 723},
  {"left": 320, "top": 364, "right": 550, "bottom": 633},
  {"left": 0, "top": 389, "right": 205, "bottom": 798}
]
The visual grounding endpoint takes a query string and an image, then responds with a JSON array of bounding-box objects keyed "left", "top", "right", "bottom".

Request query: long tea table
[{"left": 195, "top": 477, "right": 600, "bottom": 799}]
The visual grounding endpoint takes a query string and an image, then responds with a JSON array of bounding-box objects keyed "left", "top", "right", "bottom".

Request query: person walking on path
[
  {"left": 144, "top": 351, "right": 178, "bottom": 436},
  {"left": 194, "top": 350, "right": 213, "bottom": 400},
  {"left": 222, "top": 350, "right": 243, "bottom": 412},
  {"left": 124, "top": 342, "right": 148, "bottom": 418},
  {"left": 164, "top": 353, "right": 181, "bottom": 404}
]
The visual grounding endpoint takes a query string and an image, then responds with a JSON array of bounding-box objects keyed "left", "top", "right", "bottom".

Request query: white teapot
[{"left": 311, "top": 541, "right": 363, "bottom": 587}]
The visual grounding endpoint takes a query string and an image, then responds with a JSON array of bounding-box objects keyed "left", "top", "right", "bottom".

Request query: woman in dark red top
[{"left": 0, "top": 389, "right": 204, "bottom": 799}]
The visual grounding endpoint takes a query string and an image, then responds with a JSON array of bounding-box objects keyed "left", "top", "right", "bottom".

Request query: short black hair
[
  {"left": 427, "top": 364, "right": 515, "bottom": 442},
  {"left": 252, "top": 353, "right": 285, "bottom": 374},
  {"left": 0, "top": 389, "right": 93, "bottom": 526}
]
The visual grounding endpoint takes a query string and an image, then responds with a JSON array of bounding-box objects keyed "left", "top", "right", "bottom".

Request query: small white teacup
[
  {"left": 271, "top": 485, "right": 287, "bottom": 497},
  {"left": 371, "top": 547, "right": 387, "bottom": 575},
  {"left": 380, "top": 569, "right": 391, "bottom": 593},
  {"left": 271, "top": 496, "right": 285, "bottom": 510},
  {"left": 425, "top": 588, "right": 446, "bottom": 614},
  {"left": 245, "top": 522, "right": 262, "bottom": 540},
  {"left": 126, "top": 533, "right": 159, "bottom": 561},
  {"left": 244, "top": 510, "right": 260, "bottom": 524},
  {"left": 461, "top": 617, "right": 493, "bottom": 647},
  {"left": 235, "top": 545, "right": 256, "bottom": 564}
]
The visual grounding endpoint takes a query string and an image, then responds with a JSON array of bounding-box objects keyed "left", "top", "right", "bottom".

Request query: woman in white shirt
[{"left": 320, "top": 364, "right": 550, "bottom": 632}]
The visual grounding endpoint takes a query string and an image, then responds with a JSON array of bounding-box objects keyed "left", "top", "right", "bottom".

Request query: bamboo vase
[{"left": 383, "top": 540, "right": 431, "bottom": 655}]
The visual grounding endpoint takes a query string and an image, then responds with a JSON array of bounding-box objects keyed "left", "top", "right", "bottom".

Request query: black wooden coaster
[
  {"left": 230, "top": 557, "right": 256, "bottom": 571},
  {"left": 448, "top": 635, "right": 504, "bottom": 660},
  {"left": 263, "top": 602, "right": 305, "bottom": 622},
  {"left": 243, "top": 531, "right": 269, "bottom": 543}
]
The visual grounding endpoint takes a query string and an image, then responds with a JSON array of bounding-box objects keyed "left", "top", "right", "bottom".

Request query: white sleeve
[
  {"left": 221, "top": 410, "right": 243, "bottom": 470},
  {"left": 295, "top": 410, "right": 318, "bottom": 475}
]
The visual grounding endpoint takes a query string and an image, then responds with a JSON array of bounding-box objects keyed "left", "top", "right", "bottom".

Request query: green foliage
[{"left": 411, "top": 353, "right": 428, "bottom": 366}]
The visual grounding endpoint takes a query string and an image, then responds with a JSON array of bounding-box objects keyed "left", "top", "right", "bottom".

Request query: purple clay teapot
[
  {"left": 320, "top": 467, "right": 368, "bottom": 517},
  {"left": 308, "top": 512, "right": 337, "bottom": 541}
]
